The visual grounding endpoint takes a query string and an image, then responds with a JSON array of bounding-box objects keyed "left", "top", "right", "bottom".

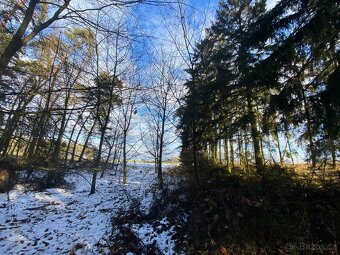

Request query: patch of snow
[
  {"left": 131, "top": 216, "right": 176, "bottom": 255},
  {"left": 139, "top": 192, "right": 154, "bottom": 214},
  {"left": 0, "top": 164, "right": 165, "bottom": 254}
]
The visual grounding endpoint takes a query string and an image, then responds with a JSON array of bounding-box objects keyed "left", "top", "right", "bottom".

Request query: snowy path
[{"left": 0, "top": 165, "right": 176, "bottom": 255}]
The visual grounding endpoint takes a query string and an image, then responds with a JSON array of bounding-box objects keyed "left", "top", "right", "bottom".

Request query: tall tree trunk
[
  {"left": 101, "top": 142, "right": 114, "bottom": 178},
  {"left": 331, "top": 140, "right": 336, "bottom": 169},
  {"left": 52, "top": 98, "right": 71, "bottom": 163},
  {"left": 15, "top": 134, "right": 24, "bottom": 158},
  {"left": 260, "top": 137, "right": 265, "bottom": 166},
  {"left": 101, "top": 127, "right": 119, "bottom": 178},
  {"left": 273, "top": 126, "right": 283, "bottom": 165},
  {"left": 284, "top": 124, "right": 295, "bottom": 167},
  {"left": 224, "top": 138, "right": 229, "bottom": 171},
  {"left": 158, "top": 132, "right": 164, "bottom": 190},
  {"left": 122, "top": 130, "right": 127, "bottom": 184},
  {"left": 0, "top": 116, "right": 17, "bottom": 155},
  {"left": 157, "top": 107, "right": 167, "bottom": 190},
  {"left": 210, "top": 142, "right": 214, "bottom": 161},
  {"left": 0, "top": 0, "right": 39, "bottom": 73},
  {"left": 302, "top": 89, "right": 316, "bottom": 168},
  {"left": 215, "top": 140, "right": 218, "bottom": 161},
  {"left": 230, "top": 138, "right": 235, "bottom": 171},
  {"left": 65, "top": 115, "right": 83, "bottom": 162},
  {"left": 8, "top": 133, "right": 19, "bottom": 157},
  {"left": 26, "top": 114, "right": 41, "bottom": 161},
  {"left": 0, "top": 0, "right": 71, "bottom": 74},
  {"left": 0, "top": 101, "right": 30, "bottom": 155},
  {"left": 90, "top": 123, "right": 107, "bottom": 194},
  {"left": 191, "top": 73, "right": 199, "bottom": 185},
  {"left": 219, "top": 139, "right": 222, "bottom": 163},
  {"left": 244, "top": 131, "right": 249, "bottom": 171},
  {"left": 90, "top": 170, "right": 97, "bottom": 194},
  {"left": 23, "top": 135, "right": 33, "bottom": 158},
  {"left": 238, "top": 132, "right": 244, "bottom": 168},
  {"left": 6, "top": 138, "right": 14, "bottom": 156},
  {"left": 78, "top": 119, "right": 96, "bottom": 162},
  {"left": 70, "top": 117, "right": 88, "bottom": 162},
  {"left": 247, "top": 96, "right": 263, "bottom": 171},
  {"left": 155, "top": 131, "right": 159, "bottom": 173},
  {"left": 47, "top": 123, "right": 59, "bottom": 161}
]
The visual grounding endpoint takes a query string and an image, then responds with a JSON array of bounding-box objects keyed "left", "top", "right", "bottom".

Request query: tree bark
[
  {"left": 0, "top": 0, "right": 71, "bottom": 74},
  {"left": 122, "top": 130, "right": 127, "bottom": 184},
  {"left": 301, "top": 89, "right": 316, "bottom": 168},
  {"left": 247, "top": 96, "right": 263, "bottom": 171},
  {"left": 65, "top": 114, "right": 82, "bottom": 162},
  {"left": 273, "top": 126, "right": 283, "bottom": 165},
  {"left": 0, "top": 0, "right": 38, "bottom": 73},
  {"left": 230, "top": 138, "right": 235, "bottom": 170},
  {"left": 224, "top": 138, "right": 229, "bottom": 171},
  {"left": 78, "top": 119, "right": 96, "bottom": 162}
]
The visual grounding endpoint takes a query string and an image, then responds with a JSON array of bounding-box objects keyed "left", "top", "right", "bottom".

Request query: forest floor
[
  {"left": 179, "top": 166, "right": 340, "bottom": 254},
  {"left": 1, "top": 163, "right": 339, "bottom": 255},
  {"left": 0, "top": 164, "right": 184, "bottom": 255}
]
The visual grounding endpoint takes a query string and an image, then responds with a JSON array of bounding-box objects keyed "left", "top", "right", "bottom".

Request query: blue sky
[{"left": 127, "top": 0, "right": 284, "bottom": 161}]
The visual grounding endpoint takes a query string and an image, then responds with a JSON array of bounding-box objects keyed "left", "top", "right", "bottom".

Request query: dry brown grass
[{"left": 175, "top": 161, "right": 340, "bottom": 254}]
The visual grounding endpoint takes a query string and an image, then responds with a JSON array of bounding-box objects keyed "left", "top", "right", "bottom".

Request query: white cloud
[{"left": 267, "top": 0, "right": 280, "bottom": 10}]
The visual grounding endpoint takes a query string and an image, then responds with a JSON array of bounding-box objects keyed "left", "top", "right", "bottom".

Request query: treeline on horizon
[{"left": 178, "top": 0, "right": 339, "bottom": 176}]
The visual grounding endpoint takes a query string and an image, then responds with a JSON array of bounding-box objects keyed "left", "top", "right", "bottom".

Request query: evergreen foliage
[{"left": 178, "top": 0, "right": 339, "bottom": 174}]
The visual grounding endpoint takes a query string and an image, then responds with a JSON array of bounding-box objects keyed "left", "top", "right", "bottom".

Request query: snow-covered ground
[{"left": 0, "top": 164, "right": 178, "bottom": 255}]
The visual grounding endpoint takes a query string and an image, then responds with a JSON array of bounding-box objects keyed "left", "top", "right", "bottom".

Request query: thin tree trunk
[
  {"left": 331, "top": 140, "right": 336, "bottom": 169},
  {"left": 244, "top": 132, "right": 249, "bottom": 171},
  {"left": 192, "top": 85, "right": 199, "bottom": 184},
  {"left": 90, "top": 124, "right": 107, "bottom": 194},
  {"left": 213, "top": 140, "right": 218, "bottom": 162},
  {"left": 9, "top": 134, "right": 21, "bottom": 156},
  {"left": 0, "top": 103, "right": 28, "bottom": 155},
  {"left": 15, "top": 135, "right": 23, "bottom": 158},
  {"left": 122, "top": 130, "right": 127, "bottom": 184},
  {"left": 302, "top": 89, "right": 316, "bottom": 168},
  {"left": 90, "top": 171, "right": 97, "bottom": 194},
  {"left": 23, "top": 135, "right": 33, "bottom": 158},
  {"left": 230, "top": 138, "right": 235, "bottom": 171},
  {"left": 219, "top": 139, "right": 222, "bottom": 163},
  {"left": 157, "top": 106, "right": 167, "bottom": 190},
  {"left": 238, "top": 132, "right": 244, "bottom": 168},
  {"left": 65, "top": 115, "right": 82, "bottom": 162},
  {"left": 52, "top": 98, "right": 71, "bottom": 163},
  {"left": 101, "top": 143, "right": 113, "bottom": 178},
  {"left": 0, "top": 0, "right": 39, "bottom": 73},
  {"left": 158, "top": 133, "right": 164, "bottom": 190},
  {"left": 284, "top": 124, "right": 295, "bottom": 167},
  {"left": 78, "top": 119, "right": 96, "bottom": 162},
  {"left": 70, "top": 116, "right": 89, "bottom": 162},
  {"left": 274, "top": 126, "right": 283, "bottom": 165},
  {"left": 247, "top": 96, "right": 263, "bottom": 171},
  {"left": 224, "top": 138, "right": 229, "bottom": 171},
  {"left": 260, "top": 137, "right": 265, "bottom": 166},
  {"left": 6, "top": 139, "right": 14, "bottom": 156},
  {"left": 47, "top": 123, "right": 59, "bottom": 161}
]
